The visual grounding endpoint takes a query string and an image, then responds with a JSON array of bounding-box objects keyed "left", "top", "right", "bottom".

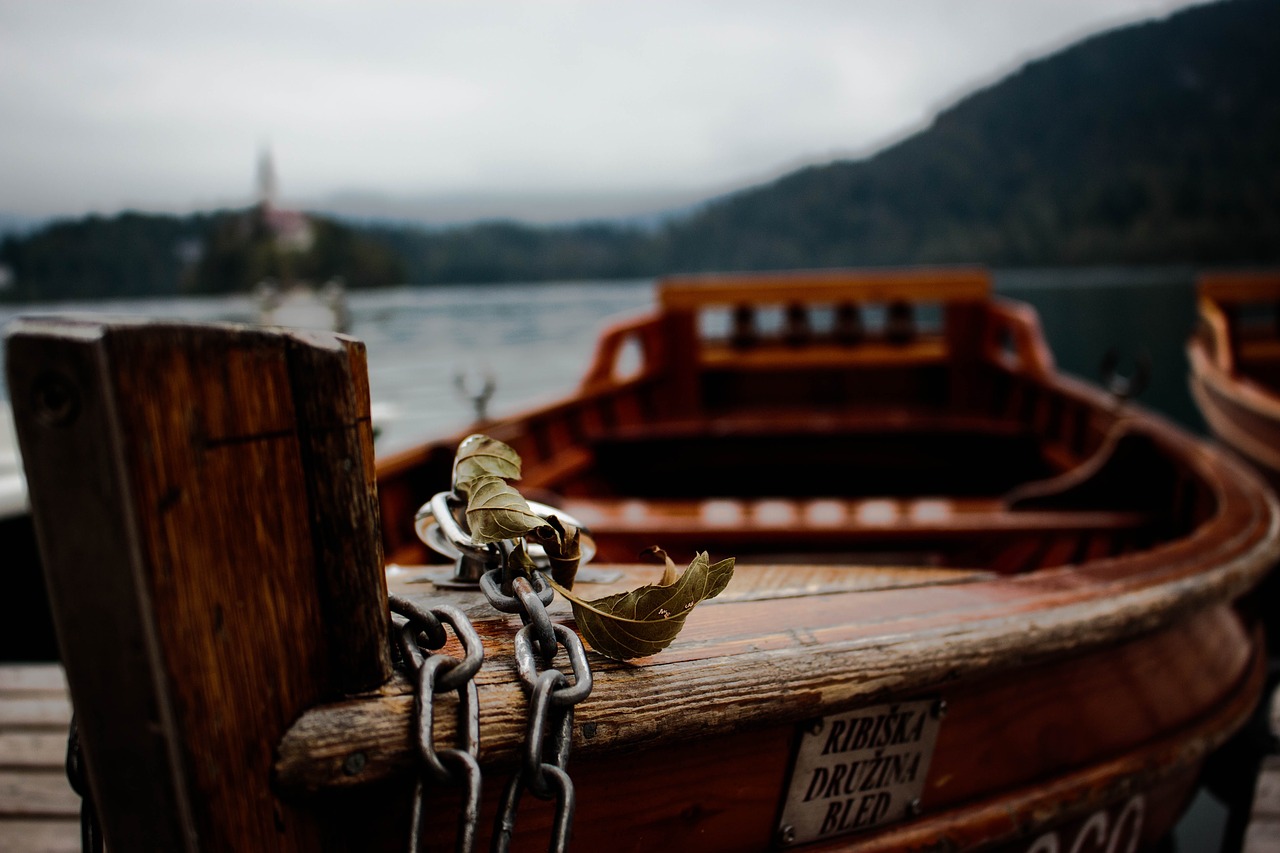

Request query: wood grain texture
[
  {"left": 7, "top": 319, "right": 391, "bottom": 851},
  {"left": 339, "top": 618, "right": 1263, "bottom": 852}
]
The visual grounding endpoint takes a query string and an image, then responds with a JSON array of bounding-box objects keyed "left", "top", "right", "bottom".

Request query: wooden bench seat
[{"left": 562, "top": 495, "right": 1156, "bottom": 566}]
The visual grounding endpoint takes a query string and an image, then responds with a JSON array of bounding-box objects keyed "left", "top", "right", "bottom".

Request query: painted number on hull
[{"left": 1026, "top": 796, "right": 1145, "bottom": 853}]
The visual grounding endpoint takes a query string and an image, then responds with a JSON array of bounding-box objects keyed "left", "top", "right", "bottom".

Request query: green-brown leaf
[
  {"left": 453, "top": 434, "right": 522, "bottom": 495},
  {"left": 546, "top": 552, "right": 735, "bottom": 660},
  {"left": 465, "top": 476, "right": 549, "bottom": 544},
  {"left": 528, "top": 515, "right": 582, "bottom": 589}
]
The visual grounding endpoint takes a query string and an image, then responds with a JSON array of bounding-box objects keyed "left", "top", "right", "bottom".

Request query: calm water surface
[{"left": 0, "top": 268, "right": 1203, "bottom": 457}]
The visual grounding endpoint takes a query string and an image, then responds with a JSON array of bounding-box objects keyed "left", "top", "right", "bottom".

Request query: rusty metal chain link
[
  {"left": 481, "top": 566, "right": 593, "bottom": 853},
  {"left": 390, "top": 594, "right": 485, "bottom": 853}
]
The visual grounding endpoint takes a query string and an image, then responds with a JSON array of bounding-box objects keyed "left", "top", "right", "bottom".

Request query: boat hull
[
  {"left": 385, "top": 600, "right": 1260, "bottom": 852},
  {"left": 1189, "top": 337, "right": 1280, "bottom": 491}
]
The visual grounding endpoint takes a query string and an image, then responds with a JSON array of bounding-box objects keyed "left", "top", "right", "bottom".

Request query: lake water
[{"left": 0, "top": 267, "right": 1204, "bottom": 455}]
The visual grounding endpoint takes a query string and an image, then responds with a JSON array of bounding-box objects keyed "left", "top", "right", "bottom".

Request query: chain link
[
  {"left": 480, "top": 567, "right": 593, "bottom": 853},
  {"left": 390, "top": 595, "right": 485, "bottom": 853}
]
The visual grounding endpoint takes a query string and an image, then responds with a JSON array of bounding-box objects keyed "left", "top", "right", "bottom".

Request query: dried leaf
[
  {"left": 546, "top": 552, "right": 735, "bottom": 660},
  {"left": 641, "top": 546, "right": 680, "bottom": 586},
  {"left": 453, "top": 434, "right": 522, "bottom": 495},
  {"left": 466, "top": 476, "right": 549, "bottom": 544},
  {"left": 528, "top": 515, "right": 582, "bottom": 589},
  {"left": 508, "top": 540, "right": 539, "bottom": 576}
]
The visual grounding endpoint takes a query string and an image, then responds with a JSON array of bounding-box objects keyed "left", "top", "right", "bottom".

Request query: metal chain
[
  {"left": 481, "top": 565, "right": 593, "bottom": 853},
  {"left": 65, "top": 715, "right": 104, "bottom": 853},
  {"left": 390, "top": 594, "right": 485, "bottom": 853}
]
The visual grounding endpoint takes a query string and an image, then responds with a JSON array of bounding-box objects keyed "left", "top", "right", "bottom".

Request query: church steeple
[{"left": 256, "top": 146, "right": 279, "bottom": 210}]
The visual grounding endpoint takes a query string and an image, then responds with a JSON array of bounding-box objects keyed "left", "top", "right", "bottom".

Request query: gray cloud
[{"left": 0, "top": 0, "right": 1208, "bottom": 217}]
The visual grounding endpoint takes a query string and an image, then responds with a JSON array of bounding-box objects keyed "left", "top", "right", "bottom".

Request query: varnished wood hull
[
  {"left": 378, "top": 585, "right": 1263, "bottom": 853},
  {"left": 1189, "top": 335, "right": 1280, "bottom": 490},
  {"left": 1187, "top": 271, "right": 1280, "bottom": 490}
]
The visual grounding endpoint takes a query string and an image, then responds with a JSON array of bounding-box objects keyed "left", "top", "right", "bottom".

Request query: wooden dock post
[{"left": 6, "top": 319, "right": 392, "bottom": 851}]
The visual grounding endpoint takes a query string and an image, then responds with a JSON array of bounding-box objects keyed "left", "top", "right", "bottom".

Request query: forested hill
[
  {"left": 0, "top": 209, "right": 405, "bottom": 301},
  {"left": 2, "top": 0, "right": 1277, "bottom": 301},
  {"left": 661, "top": 0, "right": 1280, "bottom": 271}
]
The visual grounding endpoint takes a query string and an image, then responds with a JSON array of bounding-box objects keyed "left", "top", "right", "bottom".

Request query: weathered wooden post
[{"left": 7, "top": 318, "right": 392, "bottom": 851}]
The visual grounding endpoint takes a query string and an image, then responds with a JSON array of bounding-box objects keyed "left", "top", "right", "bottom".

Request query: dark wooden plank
[
  {"left": 7, "top": 319, "right": 393, "bottom": 851},
  {"left": 284, "top": 332, "right": 392, "bottom": 694}
]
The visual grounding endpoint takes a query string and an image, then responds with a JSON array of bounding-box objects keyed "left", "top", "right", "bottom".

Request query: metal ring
[
  {"left": 417, "top": 492, "right": 499, "bottom": 559},
  {"left": 439, "top": 749, "right": 482, "bottom": 853},
  {"left": 407, "top": 749, "right": 481, "bottom": 853},
  {"left": 493, "top": 764, "right": 575, "bottom": 853},
  {"left": 480, "top": 568, "right": 521, "bottom": 613},
  {"left": 512, "top": 576, "right": 557, "bottom": 663},
  {"left": 522, "top": 671, "right": 565, "bottom": 798},
  {"left": 414, "top": 657, "right": 481, "bottom": 780},
  {"left": 549, "top": 707, "right": 574, "bottom": 773},
  {"left": 398, "top": 622, "right": 427, "bottom": 670},
  {"left": 550, "top": 628, "right": 593, "bottom": 707},
  {"left": 514, "top": 617, "right": 593, "bottom": 701},
  {"left": 417, "top": 492, "right": 597, "bottom": 568},
  {"left": 481, "top": 567, "right": 554, "bottom": 614},
  {"left": 433, "top": 604, "right": 485, "bottom": 691},
  {"left": 414, "top": 656, "right": 454, "bottom": 780},
  {"left": 389, "top": 594, "right": 447, "bottom": 650},
  {"left": 513, "top": 624, "right": 593, "bottom": 707}
]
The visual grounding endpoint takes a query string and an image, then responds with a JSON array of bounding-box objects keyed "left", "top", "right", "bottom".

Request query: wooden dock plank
[
  {"left": 0, "top": 733, "right": 67, "bottom": 769},
  {"left": 0, "top": 666, "right": 79, "bottom": 850},
  {"left": 0, "top": 771, "right": 79, "bottom": 816},
  {"left": 0, "top": 698, "right": 71, "bottom": 729},
  {"left": 0, "top": 666, "right": 66, "bottom": 694},
  {"left": 0, "top": 819, "right": 80, "bottom": 853}
]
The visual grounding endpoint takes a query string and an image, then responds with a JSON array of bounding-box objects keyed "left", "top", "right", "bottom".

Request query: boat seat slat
[{"left": 562, "top": 496, "right": 1154, "bottom": 539}]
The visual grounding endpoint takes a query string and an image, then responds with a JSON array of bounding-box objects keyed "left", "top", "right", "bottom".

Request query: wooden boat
[
  {"left": 1188, "top": 271, "right": 1280, "bottom": 490},
  {"left": 6, "top": 267, "right": 1278, "bottom": 852}
]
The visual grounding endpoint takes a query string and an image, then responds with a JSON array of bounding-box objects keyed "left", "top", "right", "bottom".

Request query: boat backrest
[
  {"left": 646, "top": 268, "right": 1001, "bottom": 414},
  {"left": 1197, "top": 271, "right": 1280, "bottom": 377},
  {"left": 658, "top": 267, "right": 989, "bottom": 346}
]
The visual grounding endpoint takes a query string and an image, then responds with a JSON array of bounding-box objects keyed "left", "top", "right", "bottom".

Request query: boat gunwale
[{"left": 280, "top": 399, "right": 1280, "bottom": 783}]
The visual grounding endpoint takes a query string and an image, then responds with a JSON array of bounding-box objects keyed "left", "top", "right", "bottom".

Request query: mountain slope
[{"left": 658, "top": 0, "right": 1280, "bottom": 271}]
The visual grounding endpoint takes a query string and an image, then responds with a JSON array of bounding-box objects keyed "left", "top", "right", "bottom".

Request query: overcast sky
[{"left": 0, "top": 0, "right": 1208, "bottom": 220}]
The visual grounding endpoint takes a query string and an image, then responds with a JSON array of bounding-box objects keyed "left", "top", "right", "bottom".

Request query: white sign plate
[{"left": 777, "top": 699, "right": 942, "bottom": 846}]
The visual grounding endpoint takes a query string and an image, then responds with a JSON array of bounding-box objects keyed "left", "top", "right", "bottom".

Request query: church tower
[{"left": 256, "top": 147, "right": 279, "bottom": 211}]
